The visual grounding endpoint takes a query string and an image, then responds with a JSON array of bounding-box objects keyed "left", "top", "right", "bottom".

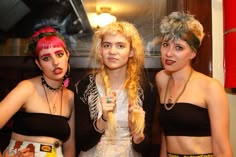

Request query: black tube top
[
  {"left": 159, "top": 103, "right": 211, "bottom": 136},
  {"left": 12, "top": 111, "right": 70, "bottom": 142}
]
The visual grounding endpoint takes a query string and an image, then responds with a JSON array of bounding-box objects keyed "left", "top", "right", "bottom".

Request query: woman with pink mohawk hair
[{"left": 0, "top": 26, "right": 75, "bottom": 157}]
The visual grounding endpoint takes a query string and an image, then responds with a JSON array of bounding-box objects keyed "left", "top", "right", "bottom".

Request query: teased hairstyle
[
  {"left": 159, "top": 11, "right": 205, "bottom": 52},
  {"left": 25, "top": 26, "right": 67, "bottom": 59},
  {"left": 90, "top": 21, "right": 145, "bottom": 136}
]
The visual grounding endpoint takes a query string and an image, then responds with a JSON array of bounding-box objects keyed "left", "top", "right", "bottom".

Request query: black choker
[{"left": 41, "top": 76, "right": 64, "bottom": 91}]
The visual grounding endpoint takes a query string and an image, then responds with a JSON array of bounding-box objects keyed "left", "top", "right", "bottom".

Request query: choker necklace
[
  {"left": 41, "top": 76, "right": 64, "bottom": 91},
  {"left": 164, "top": 69, "right": 193, "bottom": 110}
]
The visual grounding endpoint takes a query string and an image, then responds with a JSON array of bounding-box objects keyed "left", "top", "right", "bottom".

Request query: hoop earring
[{"left": 65, "top": 63, "right": 70, "bottom": 78}]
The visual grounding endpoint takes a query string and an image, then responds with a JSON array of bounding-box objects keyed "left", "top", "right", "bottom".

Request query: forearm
[
  {"left": 159, "top": 133, "right": 167, "bottom": 157},
  {"left": 95, "top": 116, "right": 107, "bottom": 132}
]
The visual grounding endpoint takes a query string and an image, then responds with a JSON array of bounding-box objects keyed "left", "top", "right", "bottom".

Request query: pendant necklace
[
  {"left": 163, "top": 69, "right": 193, "bottom": 110},
  {"left": 42, "top": 77, "right": 63, "bottom": 114}
]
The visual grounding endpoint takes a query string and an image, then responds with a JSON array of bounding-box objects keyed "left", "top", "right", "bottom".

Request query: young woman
[
  {"left": 74, "top": 21, "right": 156, "bottom": 157},
  {"left": 0, "top": 26, "right": 75, "bottom": 157},
  {"left": 156, "top": 11, "right": 233, "bottom": 157}
]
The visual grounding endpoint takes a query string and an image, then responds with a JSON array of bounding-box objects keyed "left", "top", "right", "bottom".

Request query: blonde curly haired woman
[{"left": 74, "top": 21, "right": 156, "bottom": 157}]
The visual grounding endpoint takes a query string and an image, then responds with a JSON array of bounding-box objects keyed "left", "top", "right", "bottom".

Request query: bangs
[
  {"left": 35, "top": 36, "right": 66, "bottom": 55},
  {"left": 99, "top": 23, "right": 132, "bottom": 41},
  {"left": 162, "top": 30, "right": 200, "bottom": 52}
]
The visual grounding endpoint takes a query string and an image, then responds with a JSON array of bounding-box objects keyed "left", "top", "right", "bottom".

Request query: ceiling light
[
  {"left": 87, "top": 7, "right": 116, "bottom": 28},
  {"left": 95, "top": 12, "right": 116, "bottom": 27}
]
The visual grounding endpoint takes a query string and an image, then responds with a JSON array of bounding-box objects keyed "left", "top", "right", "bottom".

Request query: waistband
[
  {"left": 167, "top": 152, "right": 213, "bottom": 157},
  {"left": 5, "top": 139, "right": 63, "bottom": 157}
]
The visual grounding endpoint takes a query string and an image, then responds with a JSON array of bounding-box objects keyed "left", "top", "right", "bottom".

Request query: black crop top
[
  {"left": 12, "top": 112, "right": 70, "bottom": 142},
  {"left": 159, "top": 103, "right": 211, "bottom": 136}
]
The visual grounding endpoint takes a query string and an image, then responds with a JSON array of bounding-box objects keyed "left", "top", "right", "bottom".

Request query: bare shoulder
[
  {"left": 155, "top": 69, "right": 166, "bottom": 79},
  {"left": 155, "top": 70, "right": 169, "bottom": 85},
  {"left": 193, "top": 72, "right": 226, "bottom": 103},
  {"left": 64, "top": 88, "right": 74, "bottom": 106},
  {"left": 66, "top": 88, "right": 74, "bottom": 98},
  {"left": 194, "top": 72, "right": 224, "bottom": 90},
  {"left": 16, "top": 77, "right": 38, "bottom": 93}
]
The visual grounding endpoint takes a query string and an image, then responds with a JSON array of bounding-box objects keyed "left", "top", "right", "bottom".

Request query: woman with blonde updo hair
[
  {"left": 74, "top": 21, "right": 155, "bottom": 157},
  {"left": 156, "top": 11, "right": 232, "bottom": 157}
]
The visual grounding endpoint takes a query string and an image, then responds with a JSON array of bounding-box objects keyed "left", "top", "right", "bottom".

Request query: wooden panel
[{"left": 186, "top": 0, "right": 212, "bottom": 76}]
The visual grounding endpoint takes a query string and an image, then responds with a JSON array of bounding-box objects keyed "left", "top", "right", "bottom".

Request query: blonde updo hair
[
  {"left": 159, "top": 11, "right": 205, "bottom": 52},
  {"left": 90, "top": 21, "right": 145, "bottom": 136}
]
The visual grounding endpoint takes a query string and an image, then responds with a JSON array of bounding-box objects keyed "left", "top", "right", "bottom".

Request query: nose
[
  {"left": 165, "top": 46, "right": 174, "bottom": 57},
  {"left": 108, "top": 46, "right": 117, "bottom": 54},
  {"left": 52, "top": 57, "right": 59, "bottom": 66}
]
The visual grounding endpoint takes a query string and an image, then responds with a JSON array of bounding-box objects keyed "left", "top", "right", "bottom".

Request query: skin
[
  {"left": 95, "top": 33, "right": 145, "bottom": 144},
  {"left": 155, "top": 38, "right": 232, "bottom": 157},
  {"left": 0, "top": 47, "right": 75, "bottom": 157}
]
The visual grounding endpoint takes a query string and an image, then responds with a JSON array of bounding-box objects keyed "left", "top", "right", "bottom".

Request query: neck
[
  {"left": 163, "top": 69, "right": 193, "bottom": 110},
  {"left": 170, "top": 68, "right": 193, "bottom": 84},
  {"left": 41, "top": 75, "right": 64, "bottom": 91},
  {"left": 109, "top": 75, "right": 126, "bottom": 90}
]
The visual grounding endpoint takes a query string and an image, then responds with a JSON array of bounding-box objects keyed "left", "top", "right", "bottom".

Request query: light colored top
[{"left": 79, "top": 85, "right": 142, "bottom": 157}]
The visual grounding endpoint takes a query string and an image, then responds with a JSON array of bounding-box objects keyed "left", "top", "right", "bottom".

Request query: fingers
[
  {"left": 12, "top": 148, "right": 33, "bottom": 157},
  {"left": 128, "top": 104, "right": 145, "bottom": 114},
  {"left": 131, "top": 132, "right": 145, "bottom": 144},
  {"left": 128, "top": 104, "right": 145, "bottom": 133},
  {"left": 101, "top": 92, "right": 117, "bottom": 117},
  {"left": 16, "top": 151, "right": 24, "bottom": 157}
]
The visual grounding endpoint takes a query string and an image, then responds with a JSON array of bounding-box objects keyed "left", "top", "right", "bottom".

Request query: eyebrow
[
  {"left": 40, "top": 53, "right": 50, "bottom": 58},
  {"left": 41, "top": 49, "right": 64, "bottom": 56}
]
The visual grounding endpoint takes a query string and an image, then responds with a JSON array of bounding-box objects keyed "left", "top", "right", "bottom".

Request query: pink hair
[{"left": 31, "top": 26, "right": 66, "bottom": 56}]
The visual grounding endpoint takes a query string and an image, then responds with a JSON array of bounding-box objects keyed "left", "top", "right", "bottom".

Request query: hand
[
  {"left": 128, "top": 104, "right": 145, "bottom": 144},
  {"left": 132, "top": 132, "right": 145, "bottom": 144},
  {"left": 100, "top": 92, "right": 116, "bottom": 120},
  {"left": 4, "top": 148, "right": 34, "bottom": 157}
]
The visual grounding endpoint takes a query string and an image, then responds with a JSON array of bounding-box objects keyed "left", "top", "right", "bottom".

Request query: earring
[
  {"left": 65, "top": 63, "right": 70, "bottom": 78},
  {"left": 63, "top": 63, "right": 71, "bottom": 88}
]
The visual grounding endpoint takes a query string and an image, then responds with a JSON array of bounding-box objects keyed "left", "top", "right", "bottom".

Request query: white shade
[
  {"left": 88, "top": 12, "right": 116, "bottom": 28},
  {"left": 95, "top": 13, "right": 117, "bottom": 27}
]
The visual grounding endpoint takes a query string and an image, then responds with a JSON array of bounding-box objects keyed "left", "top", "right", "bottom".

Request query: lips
[
  {"left": 53, "top": 67, "right": 63, "bottom": 75},
  {"left": 107, "top": 57, "right": 118, "bottom": 62},
  {"left": 165, "top": 59, "right": 175, "bottom": 65}
]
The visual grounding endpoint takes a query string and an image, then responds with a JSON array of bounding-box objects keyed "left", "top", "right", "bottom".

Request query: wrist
[
  {"left": 101, "top": 114, "right": 107, "bottom": 122},
  {"left": 93, "top": 120, "right": 105, "bottom": 133}
]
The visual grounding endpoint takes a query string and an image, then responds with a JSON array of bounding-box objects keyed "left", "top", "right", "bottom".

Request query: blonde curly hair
[{"left": 90, "top": 21, "right": 145, "bottom": 136}]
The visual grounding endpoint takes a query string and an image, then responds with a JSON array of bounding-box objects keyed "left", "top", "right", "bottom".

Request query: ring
[{"left": 106, "top": 98, "right": 112, "bottom": 103}]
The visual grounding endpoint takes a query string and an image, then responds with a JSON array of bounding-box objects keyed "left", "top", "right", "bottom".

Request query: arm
[
  {"left": 132, "top": 82, "right": 156, "bottom": 154},
  {"left": 206, "top": 79, "right": 233, "bottom": 157},
  {"left": 0, "top": 80, "right": 31, "bottom": 128},
  {"left": 74, "top": 79, "right": 103, "bottom": 152},
  {"left": 159, "top": 132, "right": 167, "bottom": 157},
  {"left": 63, "top": 91, "right": 75, "bottom": 157}
]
